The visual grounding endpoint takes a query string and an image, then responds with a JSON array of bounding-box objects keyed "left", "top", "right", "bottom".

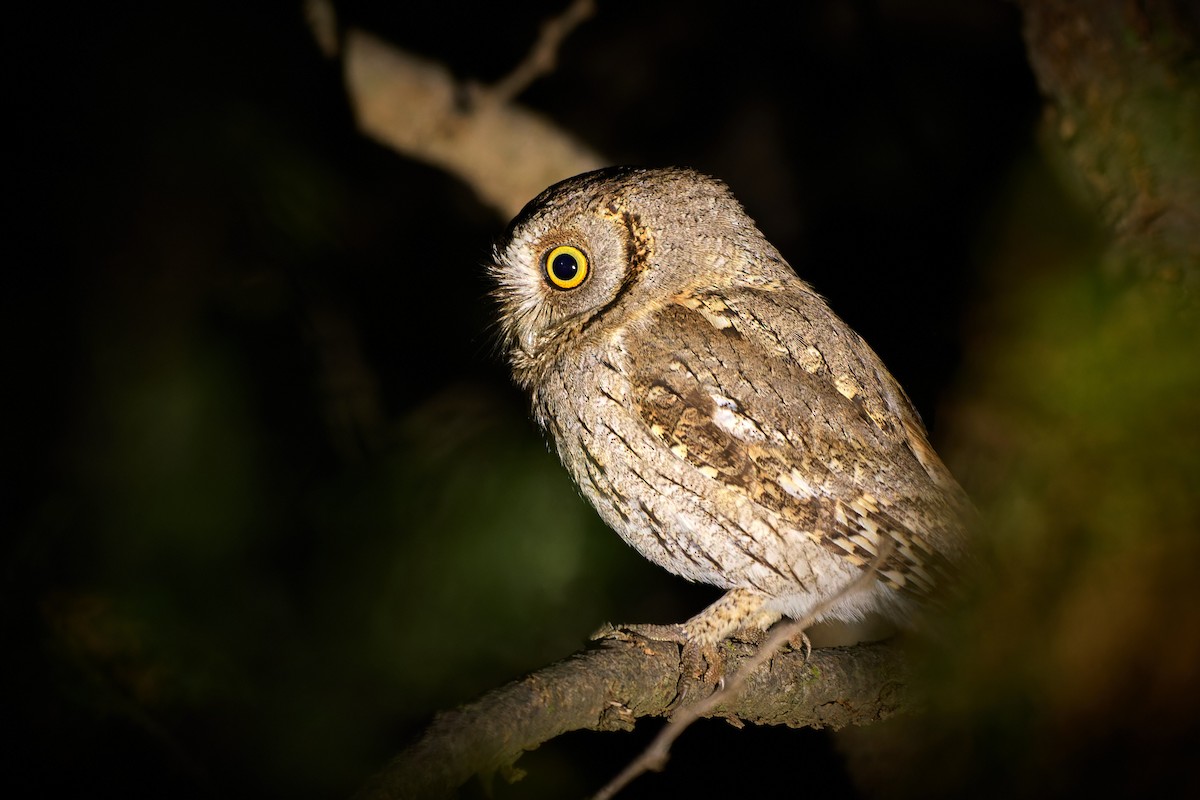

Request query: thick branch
[
  {"left": 357, "top": 638, "right": 910, "bottom": 800},
  {"left": 340, "top": 28, "right": 604, "bottom": 218}
]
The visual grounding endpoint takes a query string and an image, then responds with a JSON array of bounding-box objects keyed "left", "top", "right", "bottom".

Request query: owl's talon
[
  {"left": 788, "top": 630, "right": 813, "bottom": 663},
  {"left": 672, "top": 639, "right": 725, "bottom": 710},
  {"left": 591, "top": 622, "right": 724, "bottom": 705}
]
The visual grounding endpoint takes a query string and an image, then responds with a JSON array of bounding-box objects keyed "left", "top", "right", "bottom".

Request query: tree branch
[
  {"left": 356, "top": 638, "right": 911, "bottom": 800},
  {"left": 487, "top": 0, "right": 596, "bottom": 107},
  {"left": 305, "top": 0, "right": 605, "bottom": 219},
  {"left": 1018, "top": 0, "right": 1200, "bottom": 294}
]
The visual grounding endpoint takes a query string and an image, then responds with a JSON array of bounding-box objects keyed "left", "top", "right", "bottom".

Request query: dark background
[{"left": 7, "top": 1, "right": 1045, "bottom": 797}]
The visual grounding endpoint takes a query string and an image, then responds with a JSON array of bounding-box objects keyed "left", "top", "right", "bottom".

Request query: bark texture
[{"left": 357, "top": 638, "right": 910, "bottom": 799}]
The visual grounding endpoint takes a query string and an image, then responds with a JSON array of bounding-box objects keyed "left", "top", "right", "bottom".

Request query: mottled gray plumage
[{"left": 490, "top": 167, "right": 972, "bottom": 645}]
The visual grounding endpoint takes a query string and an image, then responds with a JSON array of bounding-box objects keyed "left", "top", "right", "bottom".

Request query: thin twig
[
  {"left": 484, "top": 0, "right": 597, "bottom": 106},
  {"left": 593, "top": 541, "right": 896, "bottom": 800},
  {"left": 303, "top": 0, "right": 340, "bottom": 58}
]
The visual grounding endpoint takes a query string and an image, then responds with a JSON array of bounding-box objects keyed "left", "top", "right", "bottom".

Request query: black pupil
[{"left": 551, "top": 252, "right": 579, "bottom": 282}]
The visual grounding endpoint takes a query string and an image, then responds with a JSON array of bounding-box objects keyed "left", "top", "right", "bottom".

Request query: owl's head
[{"left": 490, "top": 167, "right": 775, "bottom": 379}]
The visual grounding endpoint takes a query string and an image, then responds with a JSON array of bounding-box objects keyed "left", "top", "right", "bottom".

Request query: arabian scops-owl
[{"left": 490, "top": 167, "right": 972, "bottom": 645}]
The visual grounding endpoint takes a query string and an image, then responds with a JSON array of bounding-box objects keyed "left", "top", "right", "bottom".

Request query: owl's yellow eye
[{"left": 545, "top": 245, "right": 589, "bottom": 290}]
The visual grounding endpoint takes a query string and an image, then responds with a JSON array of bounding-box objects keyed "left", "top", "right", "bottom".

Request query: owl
[{"left": 489, "top": 167, "right": 973, "bottom": 646}]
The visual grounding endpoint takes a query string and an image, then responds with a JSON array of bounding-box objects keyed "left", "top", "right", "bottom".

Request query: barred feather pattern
[{"left": 491, "top": 166, "right": 973, "bottom": 643}]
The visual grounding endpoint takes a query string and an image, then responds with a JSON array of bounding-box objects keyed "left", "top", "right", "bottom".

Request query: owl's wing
[{"left": 628, "top": 284, "right": 969, "bottom": 596}]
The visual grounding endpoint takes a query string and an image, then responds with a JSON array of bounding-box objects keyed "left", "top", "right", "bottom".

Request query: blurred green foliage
[
  {"left": 867, "top": 153, "right": 1200, "bottom": 799},
  {"left": 34, "top": 337, "right": 642, "bottom": 795}
]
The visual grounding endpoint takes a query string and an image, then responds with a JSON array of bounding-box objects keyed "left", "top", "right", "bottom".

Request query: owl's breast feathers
[{"left": 624, "top": 282, "right": 971, "bottom": 597}]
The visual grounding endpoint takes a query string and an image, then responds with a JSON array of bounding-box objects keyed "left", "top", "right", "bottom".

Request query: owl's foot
[
  {"left": 725, "top": 615, "right": 810, "bottom": 663},
  {"left": 591, "top": 589, "right": 783, "bottom": 705},
  {"left": 591, "top": 588, "right": 781, "bottom": 651},
  {"left": 675, "top": 639, "right": 725, "bottom": 707},
  {"left": 590, "top": 621, "right": 687, "bottom": 644},
  {"left": 591, "top": 622, "right": 723, "bottom": 705},
  {"left": 682, "top": 588, "right": 781, "bottom": 647},
  {"left": 787, "top": 629, "right": 813, "bottom": 663}
]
